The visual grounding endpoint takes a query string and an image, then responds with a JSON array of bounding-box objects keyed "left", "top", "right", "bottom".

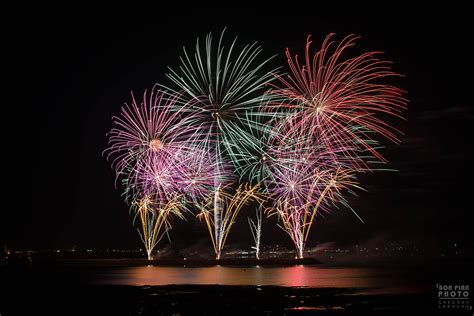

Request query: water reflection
[{"left": 97, "top": 265, "right": 418, "bottom": 292}]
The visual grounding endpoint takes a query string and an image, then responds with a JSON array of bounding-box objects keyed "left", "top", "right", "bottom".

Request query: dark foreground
[{"left": 2, "top": 283, "right": 434, "bottom": 315}]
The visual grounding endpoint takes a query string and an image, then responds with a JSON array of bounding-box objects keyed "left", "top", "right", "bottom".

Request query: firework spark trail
[
  {"left": 132, "top": 195, "right": 186, "bottom": 260},
  {"left": 248, "top": 203, "right": 264, "bottom": 259},
  {"left": 197, "top": 183, "right": 265, "bottom": 258}
]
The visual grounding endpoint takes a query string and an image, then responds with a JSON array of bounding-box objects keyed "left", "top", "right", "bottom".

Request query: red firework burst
[{"left": 267, "top": 34, "right": 408, "bottom": 170}]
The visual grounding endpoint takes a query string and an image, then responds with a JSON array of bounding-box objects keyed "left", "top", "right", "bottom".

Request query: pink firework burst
[
  {"left": 128, "top": 153, "right": 183, "bottom": 202},
  {"left": 104, "top": 86, "right": 201, "bottom": 183},
  {"left": 176, "top": 145, "right": 235, "bottom": 203}
]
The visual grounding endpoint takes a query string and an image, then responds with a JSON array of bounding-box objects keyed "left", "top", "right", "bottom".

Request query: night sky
[{"left": 5, "top": 6, "right": 472, "bottom": 257}]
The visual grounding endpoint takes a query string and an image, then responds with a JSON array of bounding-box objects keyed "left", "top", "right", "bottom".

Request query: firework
[
  {"left": 264, "top": 34, "right": 406, "bottom": 258},
  {"left": 248, "top": 203, "right": 264, "bottom": 259},
  {"left": 128, "top": 153, "right": 183, "bottom": 203},
  {"left": 105, "top": 87, "right": 202, "bottom": 258},
  {"left": 267, "top": 165, "right": 363, "bottom": 258},
  {"left": 223, "top": 110, "right": 280, "bottom": 183},
  {"left": 197, "top": 183, "right": 265, "bottom": 259},
  {"left": 132, "top": 194, "right": 186, "bottom": 260},
  {"left": 267, "top": 34, "right": 407, "bottom": 170},
  {"left": 162, "top": 28, "right": 280, "bottom": 172},
  {"left": 103, "top": 32, "right": 407, "bottom": 261},
  {"left": 162, "top": 29, "right": 279, "bottom": 258},
  {"left": 177, "top": 145, "right": 234, "bottom": 203},
  {"left": 222, "top": 112, "right": 282, "bottom": 259},
  {"left": 104, "top": 86, "right": 200, "bottom": 185}
]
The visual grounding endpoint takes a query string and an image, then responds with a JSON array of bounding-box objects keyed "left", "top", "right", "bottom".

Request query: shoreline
[{"left": 20, "top": 256, "right": 322, "bottom": 267}]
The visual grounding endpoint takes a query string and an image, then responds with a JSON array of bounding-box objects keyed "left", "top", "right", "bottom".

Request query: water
[
  {"left": 2, "top": 263, "right": 443, "bottom": 313},
  {"left": 96, "top": 265, "right": 425, "bottom": 294}
]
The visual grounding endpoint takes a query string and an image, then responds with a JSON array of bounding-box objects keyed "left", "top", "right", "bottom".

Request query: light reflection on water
[{"left": 96, "top": 265, "right": 421, "bottom": 293}]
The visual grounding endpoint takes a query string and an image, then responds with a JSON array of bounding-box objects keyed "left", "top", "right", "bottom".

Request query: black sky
[{"left": 4, "top": 5, "right": 473, "bottom": 256}]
